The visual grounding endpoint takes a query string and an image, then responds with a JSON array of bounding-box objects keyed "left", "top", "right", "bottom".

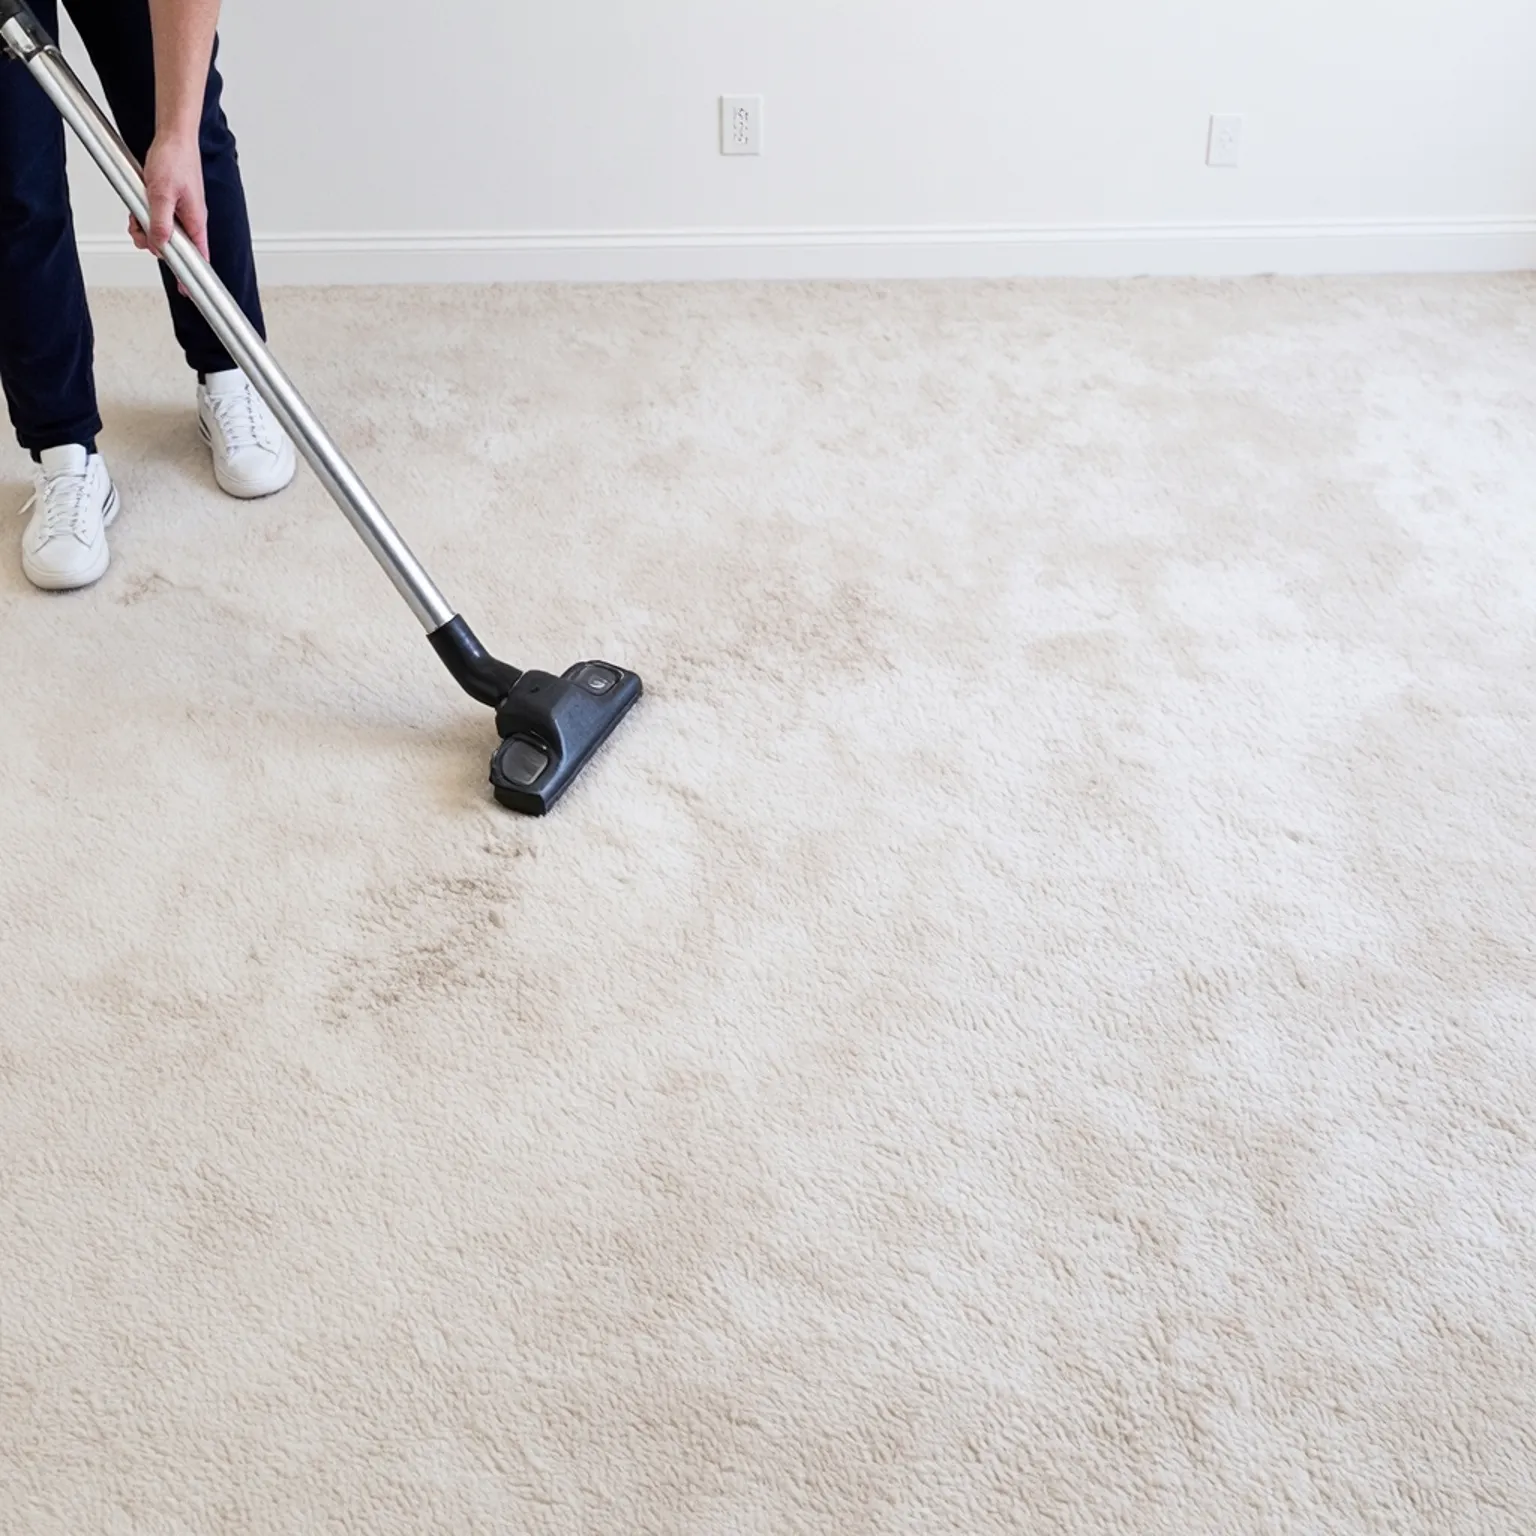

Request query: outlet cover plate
[
  {"left": 1207, "top": 113, "right": 1244, "bottom": 168},
  {"left": 721, "top": 95, "right": 763, "bottom": 156}
]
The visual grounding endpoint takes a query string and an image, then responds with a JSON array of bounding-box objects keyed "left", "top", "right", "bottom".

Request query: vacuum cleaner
[{"left": 0, "top": 0, "right": 641, "bottom": 815}]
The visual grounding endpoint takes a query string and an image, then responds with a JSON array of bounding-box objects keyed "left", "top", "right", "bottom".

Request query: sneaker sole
[
  {"left": 200, "top": 414, "right": 297, "bottom": 499},
  {"left": 22, "top": 483, "right": 118, "bottom": 591}
]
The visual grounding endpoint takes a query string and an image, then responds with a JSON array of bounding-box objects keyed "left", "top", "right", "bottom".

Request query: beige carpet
[{"left": 2, "top": 277, "right": 1534, "bottom": 1533}]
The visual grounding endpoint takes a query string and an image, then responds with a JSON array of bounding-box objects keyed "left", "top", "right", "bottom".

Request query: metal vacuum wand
[{"left": 1, "top": 0, "right": 643, "bottom": 814}]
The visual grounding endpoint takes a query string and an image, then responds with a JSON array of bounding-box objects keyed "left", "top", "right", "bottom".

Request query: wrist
[{"left": 151, "top": 119, "right": 201, "bottom": 150}]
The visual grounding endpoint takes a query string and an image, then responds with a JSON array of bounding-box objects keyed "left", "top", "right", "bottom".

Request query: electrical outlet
[
  {"left": 1207, "top": 113, "right": 1244, "bottom": 168},
  {"left": 720, "top": 95, "right": 762, "bottom": 156}
]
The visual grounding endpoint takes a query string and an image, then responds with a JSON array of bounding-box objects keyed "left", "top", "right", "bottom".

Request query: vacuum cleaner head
[
  {"left": 489, "top": 661, "right": 642, "bottom": 815},
  {"left": 427, "top": 618, "right": 641, "bottom": 814}
]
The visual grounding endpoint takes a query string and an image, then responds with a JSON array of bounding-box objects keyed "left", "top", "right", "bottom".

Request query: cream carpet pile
[{"left": 2, "top": 277, "right": 1534, "bottom": 1532}]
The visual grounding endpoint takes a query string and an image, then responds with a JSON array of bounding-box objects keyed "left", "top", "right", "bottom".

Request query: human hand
[{"left": 130, "top": 130, "right": 210, "bottom": 263}]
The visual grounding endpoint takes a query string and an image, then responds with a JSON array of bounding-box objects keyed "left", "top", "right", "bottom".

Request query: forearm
[{"left": 146, "top": 0, "right": 220, "bottom": 141}]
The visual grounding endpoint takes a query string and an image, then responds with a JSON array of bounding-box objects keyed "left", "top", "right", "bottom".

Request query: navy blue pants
[{"left": 0, "top": 0, "right": 265, "bottom": 452}]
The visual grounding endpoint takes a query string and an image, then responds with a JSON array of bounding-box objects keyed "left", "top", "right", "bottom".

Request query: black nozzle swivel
[
  {"left": 427, "top": 615, "right": 642, "bottom": 815},
  {"left": 428, "top": 614, "right": 524, "bottom": 708}
]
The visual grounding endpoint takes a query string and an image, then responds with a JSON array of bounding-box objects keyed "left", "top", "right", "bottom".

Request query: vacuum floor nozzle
[{"left": 489, "top": 662, "right": 643, "bottom": 814}]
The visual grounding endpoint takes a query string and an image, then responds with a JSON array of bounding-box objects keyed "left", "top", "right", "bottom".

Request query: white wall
[{"left": 64, "top": 0, "right": 1536, "bottom": 283}]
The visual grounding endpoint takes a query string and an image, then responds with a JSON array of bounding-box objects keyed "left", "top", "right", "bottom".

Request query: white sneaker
[
  {"left": 198, "top": 368, "right": 297, "bottom": 499},
  {"left": 19, "top": 444, "right": 120, "bottom": 591}
]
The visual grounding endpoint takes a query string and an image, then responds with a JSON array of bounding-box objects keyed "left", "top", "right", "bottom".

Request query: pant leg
[
  {"left": 65, "top": 0, "right": 266, "bottom": 374},
  {"left": 0, "top": 0, "right": 103, "bottom": 453}
]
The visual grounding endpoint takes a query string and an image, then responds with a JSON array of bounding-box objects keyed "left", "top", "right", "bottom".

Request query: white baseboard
[{"left": 77, "top": 217, "right": 1536, "bottom": 287}]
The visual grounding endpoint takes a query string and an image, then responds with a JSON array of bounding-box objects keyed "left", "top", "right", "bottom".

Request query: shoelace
[
  {"left": 18, "top": 470, "right": 96, "bottom": 544},
  {"left": 207, "top": 383, "right": 274, "bottom": 455}
]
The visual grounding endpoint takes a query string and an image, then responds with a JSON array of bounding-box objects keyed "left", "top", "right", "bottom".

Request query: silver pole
[{"left": 1, "top": 13, "right": 456, "bottom": 632}]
